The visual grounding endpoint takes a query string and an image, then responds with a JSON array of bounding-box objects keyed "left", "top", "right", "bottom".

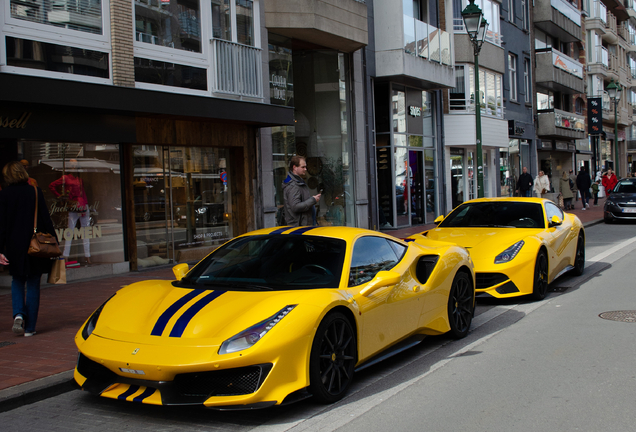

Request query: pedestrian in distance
[
  {"left": 533, "top": 171, "right": 550, "bottom": 198},
  {"left": 576, "top": 167, "right": 592, "bottom": 210},
  {"left": 568, "top": 169, "right": 578, "bottom": 207},
  {"left": 282, "top": 155, "right": 321, "bottom": 227},
  {"left": 0, "top": 161, "right": 56, "bottom": 337},
  {"left": 602, "top": 169, "right": 618, "bottom": 195},
  {"left": 559, "top": 171, "right": 574, "bottom": 210},
  {"left": 592, "top": 179, "right": 600, "bottom": 206},
  {"left": 516, "top": 166, "right": 533, "bottom": 197}
]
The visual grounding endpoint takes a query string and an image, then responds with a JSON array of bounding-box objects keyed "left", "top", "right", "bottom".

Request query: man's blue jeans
[
  {"left": 522, "top": 190, "right": 532, "bottom": 197},
  {"left": 12, "top": 275, "right": 41, "bottom": 333}
]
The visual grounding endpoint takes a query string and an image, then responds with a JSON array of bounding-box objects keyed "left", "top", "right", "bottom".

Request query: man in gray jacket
[{"left": 282, "top": 156, "right": 321, "bottom": 226}]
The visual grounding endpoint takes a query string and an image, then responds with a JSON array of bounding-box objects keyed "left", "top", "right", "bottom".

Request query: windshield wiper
[{"left": 202, "top": 281, "right": 273, "bottom": 291}]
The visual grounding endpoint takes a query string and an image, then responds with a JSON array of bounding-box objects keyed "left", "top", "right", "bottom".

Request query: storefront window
[
  {"left": 392, "top": 88, "right": 406, "bottom": 133},
  {"left": 291, "top": 51, "right": 355, "bottom": 227},
  {"left": 15, "top": 142, "right": 124, "bottom": 268},
  {"left": 133, "top": 145, "right": 232, "bottom": 267}
]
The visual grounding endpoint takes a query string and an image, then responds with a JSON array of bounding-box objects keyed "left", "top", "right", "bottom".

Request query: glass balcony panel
[
  {"left": 552, "top": 49, "right": 583, "bottom": 78},
  {"left": 440, "top": 30, "right": 451, "bottom": 65},
  {"left": 416, "top": 19, "right": 429, "bottom": 59},
  {"left": 404, "top": 15, "right": 416, "bottom": 55},
  {"left": 429, "top": 24, "right": 441, "bottom": 63}
]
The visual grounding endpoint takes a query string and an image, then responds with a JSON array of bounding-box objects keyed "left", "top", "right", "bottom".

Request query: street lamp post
[
  {"left": 462, "top": 0, "right": 489, "bottom": 198},
  {"left": 606, "top": 79, "right": 622, "bottom": 177}
]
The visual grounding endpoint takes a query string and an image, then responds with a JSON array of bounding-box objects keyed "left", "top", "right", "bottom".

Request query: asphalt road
[{"left": 1, "top": 222, "right": 634, "bottom": 432}]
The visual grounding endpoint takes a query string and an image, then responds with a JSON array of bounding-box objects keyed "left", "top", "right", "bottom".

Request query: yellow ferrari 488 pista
[
  {"left": 74, "top": 226, "right": 475, "bottom": 409},
  {"left": 409, "top": 198, "right": 585, "bottom": 300}
]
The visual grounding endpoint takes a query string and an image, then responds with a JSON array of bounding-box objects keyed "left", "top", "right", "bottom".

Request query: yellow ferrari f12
[{"left": 74, "top": 226, "right": 475, "bottom": 409}]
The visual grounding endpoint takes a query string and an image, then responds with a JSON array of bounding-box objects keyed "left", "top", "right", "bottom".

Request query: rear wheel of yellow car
[
  {"left": 572, "top": 232, "right": 585, "bottom": 276},
  {"left": 447, "top": 271, "right": 474, "bottom": 339},
  {"left": 531, "top": 251, "right": 549, "bottom": 300},
  {"left": 309, "top": 312, "right": 357, "bottom": 404}
]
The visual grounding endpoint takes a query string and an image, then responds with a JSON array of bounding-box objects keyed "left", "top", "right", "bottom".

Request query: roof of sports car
[{"left": 241, "top": 226, "right": 399, "bottom": 243}]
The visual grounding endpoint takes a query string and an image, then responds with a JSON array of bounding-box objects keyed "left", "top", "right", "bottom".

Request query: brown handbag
[{"left": 27, "top": 185, "right": 62, "bottom": 258}]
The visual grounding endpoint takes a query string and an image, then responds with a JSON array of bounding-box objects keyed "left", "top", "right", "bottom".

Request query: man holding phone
[{"left": 282, "top": 156, "right": 321, "bottom": 226}]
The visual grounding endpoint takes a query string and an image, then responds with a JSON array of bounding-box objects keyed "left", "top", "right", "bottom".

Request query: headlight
[
  {"left": 219, "top": 305, "right": 297, "bottom": 355},
  {"left": 494, "top": 241, "right": 524, "bottom": 264},
  {"left": 81, "top": 295, "right": 114, "bottom": 340}
]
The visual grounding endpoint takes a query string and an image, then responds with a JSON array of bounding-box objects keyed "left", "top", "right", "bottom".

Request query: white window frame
[
  {"left": 133, "top": 0, "right": 262, "bottom": 97},
  {"left": 509, "top": 53, "right": 517, "bottom": 102},
  {"left": 1, "top": 0, "right": 112, "bottom": 84},
  {"left": 508, "top": 0, "right": 514, "bottom": 23},
  {"left": 524, "top": 58, "right": 530, "bottom": 103}
]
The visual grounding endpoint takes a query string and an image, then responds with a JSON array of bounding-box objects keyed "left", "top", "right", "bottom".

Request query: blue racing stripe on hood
[
  {"left": 151, "top": 289, "right": 203, "bottom": 336},
  {"left": 169, "top": 290, "right": 226, "bottom": 338},
  {"left": 290, "top": 226, "right": 318, "bottom": 235}
]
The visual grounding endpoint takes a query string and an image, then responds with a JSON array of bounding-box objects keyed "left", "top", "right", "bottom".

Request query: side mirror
[
  {"left": 433, "top": 215, "right": 444, "bottom": 225},
  {"left": 172, "top": 263, "right": 189, "bottom": 281},
  {"left": 359, "top": 271, "right": 401, "bottom": 296},
  {"left": 549, "top": 215, "right": 562, "bottom": 227}
]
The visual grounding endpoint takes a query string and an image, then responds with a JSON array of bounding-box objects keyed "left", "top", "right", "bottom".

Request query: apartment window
[
  {"left": 135, "top": 0, "right": 202, "bottom": 52},
  {"left": 521, "top": 0, "right": 528, "bottom": 30},
  {"left": 509, "top": 53, "right": 517, "bottom": 102},
  {"left": 537, "top": 92, "right": 554, "bottom": 110},
  {"left": 508, "top": 0, "right": 514, "bottom": 22},
  {"left": 451, "top": 64, "right": 503, "bottom": 117},
  {"left": 9, "top": 0, "right": 103, "bottom": 34},
  {"left": 453, "top": 0, "right": 501, "bottom": 45},
  {"left": 524, "top": 58, "right": 530, "bottom": 103},
  {"left": 212, "top": 0, "right": 255, "bottom": 46}
]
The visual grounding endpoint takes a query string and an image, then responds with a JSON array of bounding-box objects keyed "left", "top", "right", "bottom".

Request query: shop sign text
[{"left": 0, "top": 112, "right": 32, "bottom": 129}]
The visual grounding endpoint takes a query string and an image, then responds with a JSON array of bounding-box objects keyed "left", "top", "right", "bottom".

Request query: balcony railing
[
  {"left": 213, "top": 39, "right": 262, "bottom": 98},
  {"left": 618, "top": 23, "right": 629, "bottom": 40},
  {"left": 632, "top": 67, "right": 636, "bottom": 79},
  {"left": 551, "top": 49, "right": 583, "bottom": 78},
  {"left": 589, "top": 0, "right": 607, "bottom": 23},
  {"left": 452, "top": 20, "right": 503, "bottom": 46},
  {"left": 609, "top": 53, "right": 619, "bottom": 73},
  {"left": 404, "top": 16, "right": 453, "bottom": 65},
  {"left": 552, "top": 0, "right": 581, "bottom": 26},
  {"left": 554, "top": 109, "right": 585, "bottom": 131},
  {"left": 592, "top": 45, "right": 609, "bottom": 67},
  {"left": 605, "top": 10, "right": 617, "bottom": 34},
  {"left": 448, "top": 97, "right": 506, "bottom": 118}
]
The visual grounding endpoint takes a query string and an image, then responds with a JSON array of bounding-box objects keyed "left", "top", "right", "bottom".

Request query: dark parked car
[{"left": 604, "top": 178, "right": 636, "bottom": 223}]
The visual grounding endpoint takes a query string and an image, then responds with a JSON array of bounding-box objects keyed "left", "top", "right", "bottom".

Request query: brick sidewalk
[
  {"left": 0, "top": 267, "right": 175, "bottom": 392},
  {"left": 0, "top": 199, "right": 605, "bottom": 407}
]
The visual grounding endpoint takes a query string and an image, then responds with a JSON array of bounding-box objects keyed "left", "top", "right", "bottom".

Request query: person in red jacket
[{"left": 602, "top": 169, "right": 618, "bottom": 195}]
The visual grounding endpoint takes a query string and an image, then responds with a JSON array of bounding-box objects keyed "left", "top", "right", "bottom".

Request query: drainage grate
[
  {"left": 0, "top": 341, "right": 16, "bottom": 348},
  {"left": 599, "top": 311, "right": 636, "bottom": 323}
]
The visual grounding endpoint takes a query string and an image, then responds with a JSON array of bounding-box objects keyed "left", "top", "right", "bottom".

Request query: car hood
[
  {"left": 424, "top": 227, "right": 538, "bottom": 257},
  {"left": 92, "top": 280, "right": 317, "bottom": 345},
  {"left": 607, "top": 193, "right": 636, "bottom": 203}
]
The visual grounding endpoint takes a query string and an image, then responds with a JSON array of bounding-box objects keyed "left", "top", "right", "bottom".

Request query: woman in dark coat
[{"left": 0, "top": 161, "right": 56, "bottom": 337}]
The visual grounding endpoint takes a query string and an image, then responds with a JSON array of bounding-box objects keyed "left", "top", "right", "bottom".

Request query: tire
[
  {"left": 447, "top": 271, "right": 474, "bottom": 339},
  {"left": 531, "top": 251, "right": 549, "bottom": 301},
  {"left": 309, "top": 312, "right": 357, "bottom": 404},
  {"left": 572, "top": 232, "right": 585, "bottom": 276}
]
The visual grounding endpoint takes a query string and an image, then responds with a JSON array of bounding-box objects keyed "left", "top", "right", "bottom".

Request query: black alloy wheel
[
  {"left": 572, "top": 232, "right": 585, "bottom": 276},
  {"left": 447, "top": 271, "right": 474, "bottom": 339},
  {"left": 531, "top": 251, "right": 549, "bottom": 301},
  {"left": 309, "top": 312, "right": 357, "bottom": 404}
]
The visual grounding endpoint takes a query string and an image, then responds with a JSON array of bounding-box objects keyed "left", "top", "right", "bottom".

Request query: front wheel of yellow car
[
  {"left": 447, "top": 271, "right": 474, "bottom": 339},
  {"left": 309, "top": 312, "right": 357, "bottom": 404},
  {"left": 571, "top": 232, "right": 585, "bottom": 276},
  {"left": 531, "top": 251, "right": 549, "bottom": 301}
]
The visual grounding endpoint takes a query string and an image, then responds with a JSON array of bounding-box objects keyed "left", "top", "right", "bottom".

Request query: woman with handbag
[{"left": 0, "top": 161, "right": 57, "bottom": 337}]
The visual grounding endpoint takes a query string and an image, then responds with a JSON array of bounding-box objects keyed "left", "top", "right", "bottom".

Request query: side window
[
  {"left": 349, "top": 237, "right": 400, "bottom": 287},
  {"left": 544, "top": 202, "right": 563, "bottom": 222}
]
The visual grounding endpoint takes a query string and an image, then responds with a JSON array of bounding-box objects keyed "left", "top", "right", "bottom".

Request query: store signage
[
  {"left": 270, "top": 73, "right": 287, "bottom": 102},
  {"left": 0, "top": 112, "right": 31, "bottom": 129},
  {"left": 587, "top": 97, "right": 602, "bottom": 135},
  {"left": 409, "top": 106, "right": 421, "bottom": 117}
]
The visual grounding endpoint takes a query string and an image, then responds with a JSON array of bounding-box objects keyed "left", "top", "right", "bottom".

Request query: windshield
[
  {"left": 439, "top": 201, "right": 545, "bottom": 229},
  {"left": 176, "top": 235, "right": 346, "bottom": 290},
  {"left": 614, "top": 181, "right": 636, "bottom": 194}
]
